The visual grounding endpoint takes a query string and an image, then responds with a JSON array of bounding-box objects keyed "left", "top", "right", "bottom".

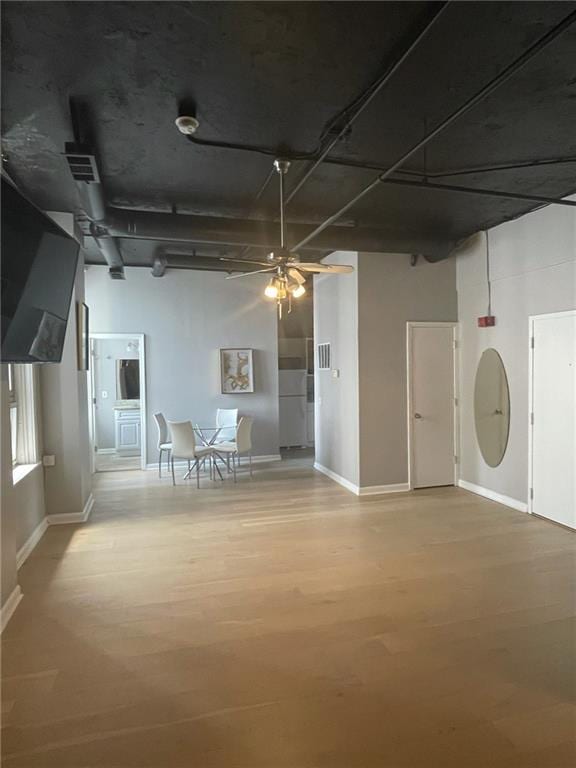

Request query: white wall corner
[
  {"left": 16, "top": 517, "right": 49, "bottom": 569},
  {"left": 1, "top": 585, "right": 23, "bottom": 633},
  {"left": 314, "top": 462, "right": 359, "bottom": 495},
  {"left": 47, "top": 492, "right": 95, "bottom": 525},
  {"left": 458, "top": 479, "right": 528, "bottom": 513}
]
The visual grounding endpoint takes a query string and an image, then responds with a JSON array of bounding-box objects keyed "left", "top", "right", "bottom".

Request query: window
[
  {"left": 8, "top": 364, "right": 39, "bottom": 471},
  {"left": 8, "top": 364, "right": 18, "bottom": 465}
]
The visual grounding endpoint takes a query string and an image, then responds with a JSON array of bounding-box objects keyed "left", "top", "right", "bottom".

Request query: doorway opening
[
  {"left": 88, "top": 333, "right": 147, "bottom": 472},
  {"left": 277, "top": 284, "right": 315, "bottom": 464}
]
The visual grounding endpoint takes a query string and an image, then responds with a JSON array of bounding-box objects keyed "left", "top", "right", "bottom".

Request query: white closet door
[
  {"left": 409, "top": 324, "right": 456, "bottom": 488},
  {"left": 531, "top": 312, "right": 576, "bottom": 529}
]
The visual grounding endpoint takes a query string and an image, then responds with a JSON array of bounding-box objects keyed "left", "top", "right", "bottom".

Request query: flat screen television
[{"left": 1, "top": 177, "right": 79, "bottom": 363}]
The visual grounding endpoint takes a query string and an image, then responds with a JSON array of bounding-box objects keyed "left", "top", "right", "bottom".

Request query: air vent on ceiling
[
  {"left": 64, "top": 152, "right": 100, "bottom": 183},
  {"left": 317, "top": 342, "right": 331, "bottom": 370}
]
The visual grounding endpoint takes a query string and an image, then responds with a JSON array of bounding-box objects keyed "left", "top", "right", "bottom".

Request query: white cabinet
[{"left": 114, "top": 409, "right": 141, "bottom": 455}]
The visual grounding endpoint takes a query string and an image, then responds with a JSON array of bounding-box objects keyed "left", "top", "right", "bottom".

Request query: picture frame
[
  {"left": 220, "top": 348, "right": 254, "bottom": 394},
  {"left": 76, "top": 302, "right": 89, "bottom": 371}
]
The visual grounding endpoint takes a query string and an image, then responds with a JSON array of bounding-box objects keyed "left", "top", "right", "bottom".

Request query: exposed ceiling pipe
[
  {"left": 292, "top": 7, "right": 576, "bottom": 251},
  {"left": 284, "top": 1, "right": 449, "bottom": 207},
  {"left": 104, "top": 208, "right": 452, "bottom": 260},
  {"left": 380, "top": 178, "right": 576, "bottom": 207},
  {"left": 66, "top": 100, "right": 125, "bottom": 279},
  {"left": 150, "top": 253, "right": 271, "bottom": 277}
]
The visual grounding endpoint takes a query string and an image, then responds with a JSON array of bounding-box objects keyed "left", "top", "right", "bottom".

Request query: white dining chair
[
  {"left": 167, "top": 420, "right": 214, "bottom": 488},
  {"left": 154, "top": 412, "right": 172, "bottom": 477},
  {"left": 215, "top": 408, "right": 238, "bottom": 443},
  {"left": 215, "top": 416, "right": 253, "bottom": 482}
]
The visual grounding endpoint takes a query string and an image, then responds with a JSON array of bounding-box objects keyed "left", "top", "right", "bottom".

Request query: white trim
[
  {"left": 89, "top": 333, "right": 147, "bottom": 470},
  {"left": 95, "top": 448, "right": 117, "bottom": 455},
  {"left": 314, "top": 463, "right": 410, "bottom": 496},
  {"left": 16, "top": 517, "right": 48, "bottom": 569},
  {"left": 314, "top": 462, "right": 359, "bottom": 494},
  {"left": 145, "top": 454, "right": 281, "bottom": 472},
  {"left": 12, "top": 462, "right": 40, "bottom": 485},
  {"left": 1, "top": 586, "right": 23, "bottom": 633},
  {"left": 47, "top": 493, "right": 94, "bottom": 525},
  {"left": 407, "top": 321, "right": 459, "bottom": 491},
  {"left": 358, "top": 483, "right": 410, "bottom": 496},
  {"left": 458, "top": 479, "right": 527, "bottom": 513},
  {"left": 528, "top": 309, "right": 576, "bottom": 517}
]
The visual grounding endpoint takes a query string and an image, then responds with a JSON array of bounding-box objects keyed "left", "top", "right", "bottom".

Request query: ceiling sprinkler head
[{"left": 175, "top": 115, "right": 200, "bottom": 135}]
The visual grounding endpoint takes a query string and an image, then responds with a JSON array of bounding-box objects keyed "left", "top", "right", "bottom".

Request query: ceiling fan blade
[
  {"left": 225, "top": 268, "right": 276, "bottom": 280},
  {"left": 287, "top": 268, "right": 306, "bottom": 284},
  {"left": 219, "top": 256, "right": 269, "bottom": 267},
  {"left": 294, "top": 263, "right": 355, "bottom": 274}
]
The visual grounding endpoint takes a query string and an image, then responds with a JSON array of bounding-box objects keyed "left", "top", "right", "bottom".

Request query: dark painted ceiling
[{"left": 2, "top": 1, "right": 576, "bottom": 268}]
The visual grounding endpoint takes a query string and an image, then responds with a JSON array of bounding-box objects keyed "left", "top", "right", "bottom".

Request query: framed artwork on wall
[
  {"left": 220, "top": 348, "right": 254, "bottom": 393},
  {"left": 76, "top": 302, "right": 89, "bottom": 371}
]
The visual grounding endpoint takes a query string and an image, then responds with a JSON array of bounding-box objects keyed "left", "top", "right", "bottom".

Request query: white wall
[
  {"left": 313, "top": 252, "right": 360, "bottom": 487},
  {"left": 41, "top": 259, "right": 93, "bottom": 518},
  {"left": 456, "top": 201, "right": 576, "bottom": 505},
  {"left": 358, "top": 253, "right": 457, "bottom": 488},
  {"left": 85, "top": 267, "right": 280, "bottom": 461}
]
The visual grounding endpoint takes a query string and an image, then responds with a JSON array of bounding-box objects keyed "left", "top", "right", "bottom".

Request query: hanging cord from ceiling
[{"left": 485, "top": 230, "right": 492, "bottom": 316}]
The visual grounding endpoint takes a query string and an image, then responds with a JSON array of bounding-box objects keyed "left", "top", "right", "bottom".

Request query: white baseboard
[
  {"left": 358, "top": 483, "right": 410, "bottom": 496},
  {"left": 314, "top": 463, "right": 410, "bottom": 497},
  {"left": 95, "top": 448, "right": 116, "bottom": 455},
  {"left": 314, "top": 462, "right": 359, "bottom": 494},
  {"left": 1, "top": 586, "right": 23, "bottom": 633},
  {"left": 16, "top": 517, "right": 48, "bottom": 570},
  {"left": 145, "top": 454, "right": 281, "bottom": 472},
  {"left": 48, "top": 493, "right": 95, "bottom": 525},
  {"left": 458, "top": 479, "right": 527, "bottom": 513}
]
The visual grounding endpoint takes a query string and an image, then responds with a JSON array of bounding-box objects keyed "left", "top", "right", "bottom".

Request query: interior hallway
[{"left": 2, "top": 458, "right": 575, "bottom": 767}]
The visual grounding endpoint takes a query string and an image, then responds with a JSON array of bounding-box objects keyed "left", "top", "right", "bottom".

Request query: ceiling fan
[{"left": 220, "top": 159, "right": 354, "bottom": 317}]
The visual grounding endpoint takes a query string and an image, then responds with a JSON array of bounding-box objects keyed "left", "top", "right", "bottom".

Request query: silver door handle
[{"left": 414, "top": 413, "right": 422, "bottom": 419}]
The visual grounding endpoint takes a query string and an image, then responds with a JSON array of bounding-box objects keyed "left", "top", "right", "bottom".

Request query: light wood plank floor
[{"left": 2, "top": 457, "right": 575, "bottom": 767}]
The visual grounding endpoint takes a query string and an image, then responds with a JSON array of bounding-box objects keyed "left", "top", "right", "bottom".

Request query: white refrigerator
[{"left": 279, "top": 370, "right": 307, "bottom": 448}]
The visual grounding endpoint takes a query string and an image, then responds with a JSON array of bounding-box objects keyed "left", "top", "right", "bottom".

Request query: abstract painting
[{"left": 220, "top": 348, "right": 254, "bottom": 393}]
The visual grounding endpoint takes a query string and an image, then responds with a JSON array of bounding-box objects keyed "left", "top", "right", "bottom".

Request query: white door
[
  {"left": 530, "top": 312, "right": 576, "bottom": 529},
  {"left": 408, "top": 323, "right": 456, "bottom": 488}
]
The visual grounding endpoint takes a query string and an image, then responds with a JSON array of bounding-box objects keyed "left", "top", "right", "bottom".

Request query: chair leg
[
  {"left": 158, "top": 448, "right": 163, "bottom": 478},
  {"left": 167, "top": 450, "right": 171, "bottom": 474},
  {"left": 196, "top": 460, "right": 200, "bottom": 489},
  {"left": 249, "top": 451, "right": 252, "bottom": 477},
  {"left": 233, "top": 453, "right": 237, "bottom": 483},
  {"left": 171, "top": 455, "right": 176, "bottom": 486}
]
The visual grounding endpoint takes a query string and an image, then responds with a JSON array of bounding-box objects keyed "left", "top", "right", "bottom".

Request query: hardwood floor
[{"left": 2, "top": 457, "right": 575, "bottom": 767}]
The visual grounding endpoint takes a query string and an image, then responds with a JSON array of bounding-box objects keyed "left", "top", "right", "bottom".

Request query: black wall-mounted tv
[{"left": 1, "top": 177, "right": 79, "bottom": 363}]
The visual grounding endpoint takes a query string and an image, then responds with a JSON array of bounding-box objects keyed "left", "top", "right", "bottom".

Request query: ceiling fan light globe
[
  {"left": 264, "top": 282, "right": 278, "bottom": 299},
  {"left": 292, "top": 284, "right": 306, "bottom": 298}
]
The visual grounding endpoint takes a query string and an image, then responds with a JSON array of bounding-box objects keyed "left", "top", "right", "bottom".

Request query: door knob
[{"left": 414, "top": 413, "right": 422, "bottom": 419}]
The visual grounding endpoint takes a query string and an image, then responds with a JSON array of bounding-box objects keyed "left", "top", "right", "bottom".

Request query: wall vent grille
[
  {"left": 317, "top": 343, "right": 331, "bottom": 370},
  {"left": 64, "top": 153, "right": 100, "bottom": 183}
]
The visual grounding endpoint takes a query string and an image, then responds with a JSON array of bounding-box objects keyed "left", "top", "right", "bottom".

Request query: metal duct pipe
[
  {"left": 78, "top": 183, "right": 125, "bottom": 278},
  {"left": 151, "top": 253, "right": 272, "bottom": 277},
  {"left": 105, "top": 209, "right": 452, "bottom": 260}
]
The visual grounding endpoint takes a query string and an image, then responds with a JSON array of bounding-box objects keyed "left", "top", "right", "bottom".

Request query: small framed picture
[
  {"left": 76, "top": 302, "right": 89, "bottom": 371},
  {"left": 220, "top": 348, "right": 254, "bottom": 394}
]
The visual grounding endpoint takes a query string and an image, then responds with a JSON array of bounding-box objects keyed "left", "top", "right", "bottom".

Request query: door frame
[
  {"left": 527, "top": 309, "right": 575, "bottom": 517},
  {"left": 89, "top": 333, "right": 147, "bottom": 470},
  {"left": 406, "top": 321, "right": 459, "bottom": 490}
]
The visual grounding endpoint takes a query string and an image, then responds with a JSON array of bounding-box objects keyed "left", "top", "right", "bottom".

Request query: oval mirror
[{"left": 474, "top": 349, "right": 510, "bottom": 467}]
